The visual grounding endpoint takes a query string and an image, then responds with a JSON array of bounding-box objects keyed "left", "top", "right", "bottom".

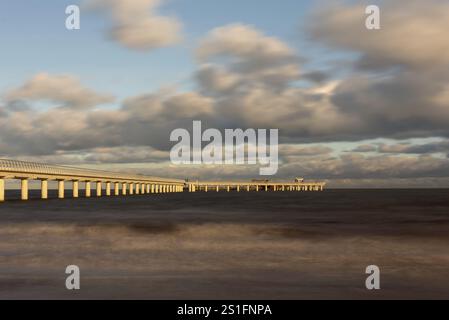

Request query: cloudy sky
[{"left": 1, "top": 0, "right": 449, "bottom": 187}]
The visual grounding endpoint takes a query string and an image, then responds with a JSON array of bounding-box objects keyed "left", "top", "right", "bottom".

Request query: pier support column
[
  {"left": 129, "top": 183, "right": 134, "bottom": 195},
  {"left": 106, "top": 182, "right": 111, "bottom": 196},
  {"left": 151, "top": 184, "right": 155, "bottom": 193},
  {"left": 205, "top": 186, "right": 208, "bottom": 192},
  {"left": 96, "top": 182, "right": 102, "bottom": 197},
  {"left": 265, "top": 185, "right": 268, "bottom": 192},
  {"left": 0, "top": 178, "right": 4, "bottom": 202},
  {"left": 136, "top": 183, "right": 140, "bottom": 195},
  {"left": 41, "top": 180, "right": 48, "bottom": 199},
  {"left": 21, "top": 179, "right": 29, "bottom": 201},
  {"left": 85, "top": 182, "right": 91, "bottom": 197},
  {"left": 216, "top": 186, "right": 219, "bottom": 192},
  {"left": 122, "top": 183, "right": 127, "bottom": 196},
  {"left": 114, "top": 182, "right": 119, "bottom": 196},
  {"left": 227, "top": 185, "right": 230, "bottom": 192},
  {"left": 58, "top": 180, "right": 65, "bottom": 199},
  {"left": 72, "top": 180, "right": 79, "bottom": 198},
  {"left": 237, "top": 185, "right": 240, "bottom": 192},
  {"left": 146, "top": 184, "right": 150, "bottom": 194},
  {"left": 247, "top": 185, "right": 250, "bottom": 192},
  {"left": 256, "top": 185, "right": 259, "bottom": 192}
]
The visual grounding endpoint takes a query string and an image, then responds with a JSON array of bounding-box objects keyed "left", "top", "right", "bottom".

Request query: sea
[{"left": 0, "top": 189, "right": 448, "bottom": 299}]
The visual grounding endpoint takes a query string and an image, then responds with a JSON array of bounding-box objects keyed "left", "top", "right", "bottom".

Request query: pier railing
[{"left": 0, "top": 159, "right": 182, "bottom": 183}]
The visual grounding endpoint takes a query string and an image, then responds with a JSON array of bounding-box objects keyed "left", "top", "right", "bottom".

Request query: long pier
[
  {"left": 0, "top": 159, "right": 325, "bottom": 202},
  {"left": 0, "top": 159, "right": 184, "bottom": 201}
]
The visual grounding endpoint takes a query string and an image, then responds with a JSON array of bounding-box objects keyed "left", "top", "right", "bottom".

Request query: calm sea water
[{"left": 0, "top": 189, "right": 448, "bottom": 299}]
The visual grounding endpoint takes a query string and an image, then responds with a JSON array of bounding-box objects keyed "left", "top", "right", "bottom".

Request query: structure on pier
[
  {"left": 187, "top": 180, "right": 325, "bottom": 193},
  {"left": 0, "top": 159, "right": 325, "bottom": 202}
]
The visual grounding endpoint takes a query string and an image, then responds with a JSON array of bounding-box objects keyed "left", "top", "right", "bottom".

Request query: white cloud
[
  {"left": 85, "top": 0, "right": 182, "bottom": 50},
  {"left": 6, "top": 73, "right": 114, "bottom": 110},
  {"left": 308, "top": 0, "right": 449, "bottom": 69},
  {"left": 197, "top": 24, "right": 300, "bottom": 89}
]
